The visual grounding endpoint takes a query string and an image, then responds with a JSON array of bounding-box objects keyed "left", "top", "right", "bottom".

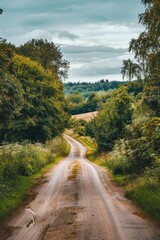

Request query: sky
[{"left": 0, "top": 0, "right": 144, "bottom": 82}]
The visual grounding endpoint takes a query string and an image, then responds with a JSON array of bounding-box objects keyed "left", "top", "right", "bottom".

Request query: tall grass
[
  {"left": 126, "top": 167, "right": 160, "bottom": 220},
  {"left": 0, "top": 136, "right": 69, "bottom": 222}
]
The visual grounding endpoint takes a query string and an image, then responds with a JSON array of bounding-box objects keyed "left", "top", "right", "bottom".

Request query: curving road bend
[{"left": 2, "top": 135, "right": 160, "bottom": 240}]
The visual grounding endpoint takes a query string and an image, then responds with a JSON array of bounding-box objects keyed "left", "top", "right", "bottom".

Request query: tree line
[
  {"left": 64, "top": 80, "right": 125, "bottom": 96},
  {"left": 66, "top": 81, "right": 143, "bottom": 115}
]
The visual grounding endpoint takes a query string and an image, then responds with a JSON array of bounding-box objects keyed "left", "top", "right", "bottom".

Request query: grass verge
[
  {"left": 125, "top": 172, "right": 160, "bottom": 220},
  {"left": 0, "top": 136, "right": 70, "bottom": 223}
]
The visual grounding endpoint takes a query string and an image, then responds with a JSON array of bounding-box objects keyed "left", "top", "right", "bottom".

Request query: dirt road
[{"left": 2, "top": 135, "right": 160, "bottom": 240}]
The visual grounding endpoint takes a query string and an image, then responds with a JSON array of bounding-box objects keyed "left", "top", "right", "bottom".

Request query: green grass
[
  {"left": 110, "top": 175, "right": 130, "bottom": 186},
  {"left": 0, "top": 176, "right": 33, "bottom": 221},
  {"left": 0, "top": 136, "right": 70, "bottom": 222},
  {"left": 126, "top": 175, "right": 160, "bottom": 220}
]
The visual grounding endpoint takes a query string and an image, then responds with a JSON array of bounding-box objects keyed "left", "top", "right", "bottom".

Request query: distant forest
[
  {"left": 64, "top": 80, "right": 143, "bottom": 114},
  {"left": 64, "top": 79, "right": 125, "bottom": 97}
]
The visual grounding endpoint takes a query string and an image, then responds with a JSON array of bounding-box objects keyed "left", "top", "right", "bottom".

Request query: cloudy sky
[{"left": 0, "top": 0, "right": 144, "bottom": 82}]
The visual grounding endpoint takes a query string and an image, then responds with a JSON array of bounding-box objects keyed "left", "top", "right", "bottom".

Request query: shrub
[{"left": 106, "top": 140, "right": 132, "bottom": 175}]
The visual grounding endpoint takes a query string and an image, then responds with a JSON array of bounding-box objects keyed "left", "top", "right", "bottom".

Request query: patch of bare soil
[
  {"left": 42, "top": 207, "right": 78, "bottom": 240},
  {"left": 68, "top": 160, "right": 81, "bottom": 181}
]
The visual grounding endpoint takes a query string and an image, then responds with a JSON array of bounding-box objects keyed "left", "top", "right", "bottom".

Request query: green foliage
[
  {"left": 0, "top": 136, "right": 69, "bottom": 221},
  {"left": 85, "top": 120, "right": 96, "bottom": 138},
  {"left": 64, "top": 80, "right": 125, "bottom": 96},
  {"left": 0, "top": 41, "right": 69, "bottom": 143},
  {"left": 66, "top": 92, "right": 95, "bottom": 115},
  {"left": 65, "top": 81, "right": 143, "bottom": 115},
  {"left": 0, "top": 41, "right": 14, "bottom": 77},
  {"left": 69, "top": 118, "right": 87, "bottom": 136},
  {"left": 66, "top": 92, "right": 84, "bottom": 104},
  {"left": 0, "top": 176, "right": 33, "bottom": 221},
  {"left": 16, "top": 39, "right": 69, "bottom": 80},
  {"left": 142, "top": 81, "right": 160, "bottom": 117},
  {"left": 126, "top": 167, "right": 160, "bottom": 220},
  {"left": 0, "top": 143, "right": 50, "bottom": 179},
  {"left": 66, "top": 90, "right": 110, "bottom": 115},
  {"left": 9, "top": 54, "right": 69, "bottom": 142},
  {"left": 122, "top": 0, "right": 160, "bottom": 116},
  {"left": 46, "top": 136, "right": 70, "bottom": 157},
  {"left": 106, "top": 117, "right": 160, "bottom": 175},
  {"left": 93, "top": 87, "right": 133, "bottom": 151},
  {"left": 106, "top": 140, "right": 132, "bottom": 175},
  {"left": 0, "top": 74, "right": 24, "bottom": 141}
]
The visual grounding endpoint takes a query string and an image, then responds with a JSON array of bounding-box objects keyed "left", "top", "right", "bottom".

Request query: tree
[
  {"left": 17, "top": 39, "right": 69, "bottom": 80},
  {"left": 7, "top": 54, "right": 69, "bottom": 143},
  {"left": 0, "top": 40, "right": 70, "bottom": 143},
  {"left": 93, "top": 87, "right": 133, "bottom": 151},
  {"left": 0, "top": 41, "right": 14, "bottom": 77},
  {"left": 66, "top": 93, "right": 84, "bottom": 104},
  {"left": 0, "top": 74, "right": 24, "bottom": 142},
  {"left": 122, "top": 0, "right": 160, "bottom": 116}
]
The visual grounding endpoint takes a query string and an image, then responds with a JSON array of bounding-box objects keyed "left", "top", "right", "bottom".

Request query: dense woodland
[{"left": 64, "top": 80, "right": 125, "bottom": 96}]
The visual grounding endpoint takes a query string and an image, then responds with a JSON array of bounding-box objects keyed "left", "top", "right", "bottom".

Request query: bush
[
  {"left": 106, "top": 140, "right": 132, "bottom": 175},
  {"left": 93, "top": 87, "right": 133, "bottom": 151},
  {"left": 46, "top": 136, "right": 70, "bottom": 157},
  {"left": 17, "top": 145, "right": 47, "bottom": 176},
  {"left": 107, "top": 118, "right": 160, "bottom": 175},
  {"left": 0, "top": 136, "right": 69, "bottom": 180}
]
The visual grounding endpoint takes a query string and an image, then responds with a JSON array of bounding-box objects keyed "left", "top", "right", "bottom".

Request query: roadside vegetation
[
  {"left": 69, "top": 0, "right": 160, "bottom": 221},
  {"left": 0, "top": 136, "right": 70, "bottom": 222},
  {"left": 0, "top": 38, "right": 70, "bottom": 221},
  {"left": 0, "top": 38, "right": 69, "bottom": 143},
  {"left": 70, "top": 122, "right": 160, "bottom": 220}
]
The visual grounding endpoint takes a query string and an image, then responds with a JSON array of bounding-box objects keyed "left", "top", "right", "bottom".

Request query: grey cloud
[
  {"left": 58, "top": 31, "right": 79, "bottom": 40},
  {"left": 62, "top": 45, "right": 127, "bottom": 54},
  {"left": 61, "top": 45, "right": 128, "bottom": 66},
  {"left": 1, "top": 0, "right": 144, "bottom": 29},
  {"left": 73, "top": 58, "right": 122, "bottom": 77}
]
